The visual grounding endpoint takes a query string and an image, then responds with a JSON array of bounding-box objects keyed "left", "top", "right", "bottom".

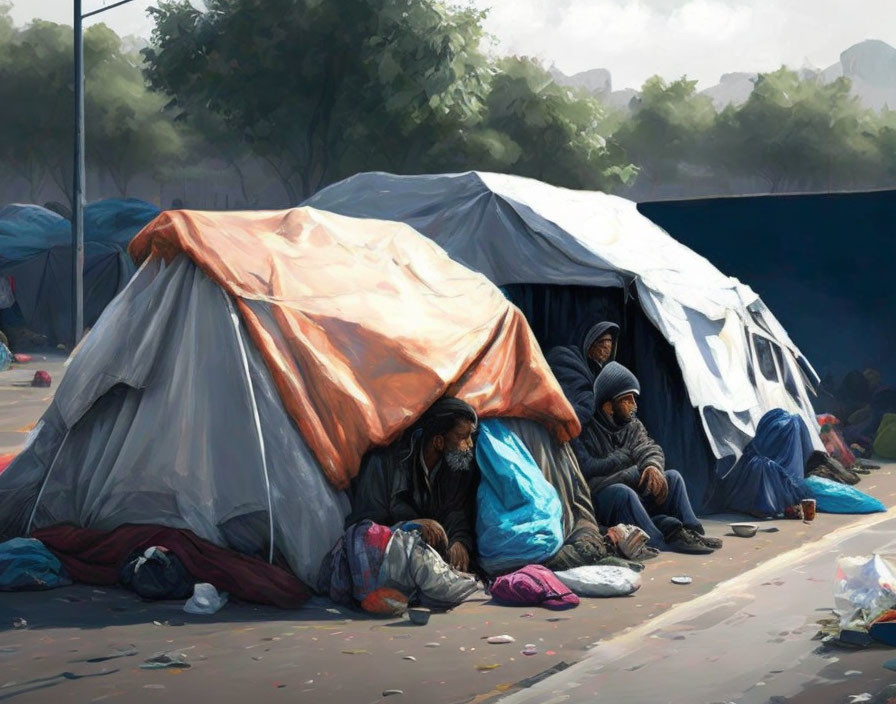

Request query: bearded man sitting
[{"left": 345, "top": 397, "right": 478, "bottom": 572}]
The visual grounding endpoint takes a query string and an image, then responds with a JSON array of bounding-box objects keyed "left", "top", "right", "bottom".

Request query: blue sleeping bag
[
  {"left": 805, "top": 476, "right": 886, "bottom": 514},
  {"left": 475, "top": 419, "right": 563, "bottom": 575}
]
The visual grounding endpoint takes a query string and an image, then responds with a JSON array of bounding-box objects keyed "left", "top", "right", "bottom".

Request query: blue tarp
[
  {"left": 0, "top": 537, "right": 71, "bottom": 591},
  {"left": 0, "top": 199, "right": 160, "bottom": 343},
  {"left": 805, "top": 475, "right": 886, "bottom": 514},
  {"left": 475, "top": 419, "right": 564, "bottom": 575},
  {"left": 711, "top": 409, "right": 813, "bottom": 516}
]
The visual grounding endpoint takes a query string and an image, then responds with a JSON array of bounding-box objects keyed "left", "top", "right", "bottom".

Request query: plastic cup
[{"left": 801, "top": 498, "right": 817, "bottom": 523}]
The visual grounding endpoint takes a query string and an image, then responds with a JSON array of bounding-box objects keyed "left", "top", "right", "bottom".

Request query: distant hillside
[{"left": 550, "top": 39, "right": 896, "bottom": 112}]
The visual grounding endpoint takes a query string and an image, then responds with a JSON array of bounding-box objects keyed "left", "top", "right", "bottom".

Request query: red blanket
[{"left": 34, "top": 524, "right": 309, "bottom": 609}]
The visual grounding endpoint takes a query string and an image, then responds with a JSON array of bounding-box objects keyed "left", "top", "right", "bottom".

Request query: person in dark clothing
[
  {"left": 546, "top": 321, "right": 620, "bottom": 426},
  {"left": 345, "top": 397, "right": 478, "bottom": 572},
  {"left": 573, "top": 362, "right": 722, "bottom": 554}
]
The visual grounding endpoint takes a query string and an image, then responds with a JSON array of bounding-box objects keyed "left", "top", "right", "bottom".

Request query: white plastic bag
[
  {"left": 554, "top": 565, "right": 642, "bottom": 597},
  {"left": 183, "top": 582, "right": 228, "bottom": 615},
  {"left": 833, "top": 554, "right": 896, "bottom": 628}
]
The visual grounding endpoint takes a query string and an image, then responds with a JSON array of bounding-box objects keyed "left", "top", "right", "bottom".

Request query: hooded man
[
  {"left": 346, "top": 397, "right": 479, "bottom": 572},
  {"left": 574, "top": 362, "right": 722, "bottom": 554},
  {"left": 546, "top": 321, "right": 620, "bottom": 426}
]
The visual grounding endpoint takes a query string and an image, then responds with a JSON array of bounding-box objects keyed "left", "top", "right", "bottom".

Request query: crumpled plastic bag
[
  {"left": 183, "top": 582, "right": 228, "bottom": 615},
  {"left": 834, "top": 554, "right": 896, "bottom": 629},
  {"left": 554, "top": 564, "right": 642, "bottom": 598}
]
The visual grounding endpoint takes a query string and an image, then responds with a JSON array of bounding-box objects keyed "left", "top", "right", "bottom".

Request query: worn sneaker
[
  {"left": 666, "top": 527, "right": 715, "bottom": 555},
  {"left": 696, "top": 534, "right": 723, "bottom": 550}
]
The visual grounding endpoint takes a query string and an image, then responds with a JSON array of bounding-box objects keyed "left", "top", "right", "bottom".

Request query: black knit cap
[{"left": 592, "top": 361, "right": 641, "bottom": 406}]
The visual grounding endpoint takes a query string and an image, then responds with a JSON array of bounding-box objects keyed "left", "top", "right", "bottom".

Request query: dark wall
[{"left": 638, "top": 190, "right": 896, "bottom": 383}]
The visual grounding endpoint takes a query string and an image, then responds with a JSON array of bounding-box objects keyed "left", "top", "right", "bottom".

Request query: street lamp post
[{"left": 72, "top": 0, "right": 140, "bottom": 347}]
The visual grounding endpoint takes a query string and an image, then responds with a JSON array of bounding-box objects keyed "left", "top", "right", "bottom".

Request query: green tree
[
  {"left": 0, "top": 20, "right": 73, "bottom": 202},
  {"left": 451, "top": 57, "right": 636, "bottom": 191},
  {"left": 0, "top": 19, "right": 188, "bottom": 204},
  {"left": 612, "top": 75, "right": 716, "bottom": 196},
  {"left": 85, "top": 24, "right": 187, "bottom": 197},
  {"left": 711, "top": 68, "right": 879, "bottom": 193},
  {"left": 144, "top": 0, "right": 492, "bottom": 201}
]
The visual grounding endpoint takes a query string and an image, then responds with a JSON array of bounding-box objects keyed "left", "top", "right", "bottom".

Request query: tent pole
[{"left": 224, "top": 295, "right": 275, "bottom": 564}]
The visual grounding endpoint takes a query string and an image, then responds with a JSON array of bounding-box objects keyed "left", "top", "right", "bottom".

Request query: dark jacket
[
  {"left": 345, "top": 435, "right": 477, "bottom": 552},
  {"left": 546, "top": 321, "right": 619, "bottom": 427},
  {"left": 574, "top": 410, "right": 665, "bottom": 495}
]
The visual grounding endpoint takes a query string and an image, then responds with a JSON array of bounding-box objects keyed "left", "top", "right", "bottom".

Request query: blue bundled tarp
[
  {"left": 712, "top": 409, "right": 813, "bottom": 516},
  {"left": 805, "top": 476, "right": 886, "bottom": 514},
  {"left": 475, "top": 419, "right": 564, "bottom": 575},
  {"left": 0, "top": 537, "right": 71, "bottom": 591},
  {"left": 0, "top": 199, "right": 159, "bottom": 343}
]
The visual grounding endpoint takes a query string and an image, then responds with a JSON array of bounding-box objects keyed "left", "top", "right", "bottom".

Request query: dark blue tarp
[
  {"left": 638, "top": 191, "right": 896, "bottom": 381},
  {"left": 0, "top": 199, "right": 159, "bottom": 343}
]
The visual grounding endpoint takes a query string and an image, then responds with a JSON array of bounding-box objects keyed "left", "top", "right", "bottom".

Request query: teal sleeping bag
[
  {"left": 475, "top": 419, "right": 563, "bottom": 575},
  {"left": 805, "top": 475, "right": 886, "bottom": 514}
]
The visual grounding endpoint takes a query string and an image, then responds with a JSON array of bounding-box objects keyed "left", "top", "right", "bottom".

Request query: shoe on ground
[
  {"left": 665, "top": 527, "right": 714, "bottom": 555},
  {"left": 697, "top": 534, "right": 723, "bottom": 549}
]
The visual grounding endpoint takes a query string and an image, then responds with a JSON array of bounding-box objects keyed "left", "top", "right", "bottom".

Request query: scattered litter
[
  {"left": 140, "top": 654, "right": 191, "bottom": 670},
  {"left": 12, "top": 618, "right": 27, "bottom": 629},
  {"left": 545, "top": 650, "right": 557, "bottom": 655},
  {"left": 184, "top": 583, "right": 228, "bottom": 615},
  {"left": 476, "top": 664, "right": 501, "bottom": 671},
  {"left": 671, "top": 576, "right": 693, "bottom": 585},
  {"left": 844, "top": 670, "right": 862, "bottom": 676},
  {"left": 382, "top": 690, "right": 404, "bottom": 697},
  {"left": 31, "top": 371, "right": 52, "bottom": 388},
  {"left": 522, "top": 644, "right": 538, "bottom": 656},
  {"left": 520, "top": 612, "right": 534, "bottom": 618},
  {"left": 341, "top": 649, "right": 370, "bottom": 655},
  {"left": 847, "top": 695, "right": 872, "bottom": 704},
  {"left": 402, "top": 656, "right": 416, "bottom": 661},
  {"left": 546, "top": 617, "right": 569, "bottom": 622},
  {"left": 425, "top": 642, "right": 441, "bottom": 648},
  {"left": 326, "top": 608, "right": 341, "bottom": 614},
  {"left": 487, "top": 635, "right": 515, "bottom": 644}
]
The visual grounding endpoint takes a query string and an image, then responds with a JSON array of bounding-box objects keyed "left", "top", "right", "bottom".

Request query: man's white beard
[{"left": 444, "top": 448, "right": 474, "bottom": 472}]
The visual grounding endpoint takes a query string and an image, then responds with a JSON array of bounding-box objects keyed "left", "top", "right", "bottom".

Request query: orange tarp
[{"left": 129, "top": 207, "right": 579, "bottom": 489}]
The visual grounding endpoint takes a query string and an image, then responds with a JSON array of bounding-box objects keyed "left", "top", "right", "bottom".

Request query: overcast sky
[{"left": 9, "top": 0, "right": 896, "bottom": 90}]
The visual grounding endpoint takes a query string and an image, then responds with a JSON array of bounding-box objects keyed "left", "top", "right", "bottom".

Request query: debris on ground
[
  {"left": 671, "top": 576, "right": 693, "bottom": 585},
  {"left": 12, "top": 617, "right": 27, "bottom": 628},
  {"left": 140, "top": 653, "right": 191, "bottom": 670},
  {"left": 486, "top": 635, "right": 515, "bottom": 644}
]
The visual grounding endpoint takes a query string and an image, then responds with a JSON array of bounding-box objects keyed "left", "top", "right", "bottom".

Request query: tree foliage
[{"left": 0, "top": 16, "right": 188, "bottom": 205}]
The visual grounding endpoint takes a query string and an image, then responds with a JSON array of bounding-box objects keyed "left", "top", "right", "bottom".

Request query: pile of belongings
[
  {"left": 816, "top": 554, "right": 896, "bottom": 648},
  {"left": 317, "top": 520, "right": 480, "bottom": 616},
  {"left": 816, "top": 369, "right": 896, "bottom": 459}
]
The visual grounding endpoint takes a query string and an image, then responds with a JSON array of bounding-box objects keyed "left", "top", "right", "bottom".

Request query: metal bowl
[{"left": 730, "top": 523, "right": 758, "bottom": 538}]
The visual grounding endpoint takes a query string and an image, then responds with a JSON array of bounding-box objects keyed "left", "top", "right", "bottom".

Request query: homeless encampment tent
[
  {"left": 0, "top": 199, "right": 159, "bottom": 345},
  {"left": 0, "top": 206, "right": 580, "bottom": 600},
  {"left": 306, "top": 171, "right": 824, "bottom": 512}
]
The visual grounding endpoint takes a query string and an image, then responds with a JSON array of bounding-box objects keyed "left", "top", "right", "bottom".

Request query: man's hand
[
  {"left": 413, "top": 518, "right": 448, "bottom": 555},
  {"left": 639, "top": 466, "right": 668, "bottom": 505},
  {"left": 448, "top": 541, "right": 470, "bottom": 572}
]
